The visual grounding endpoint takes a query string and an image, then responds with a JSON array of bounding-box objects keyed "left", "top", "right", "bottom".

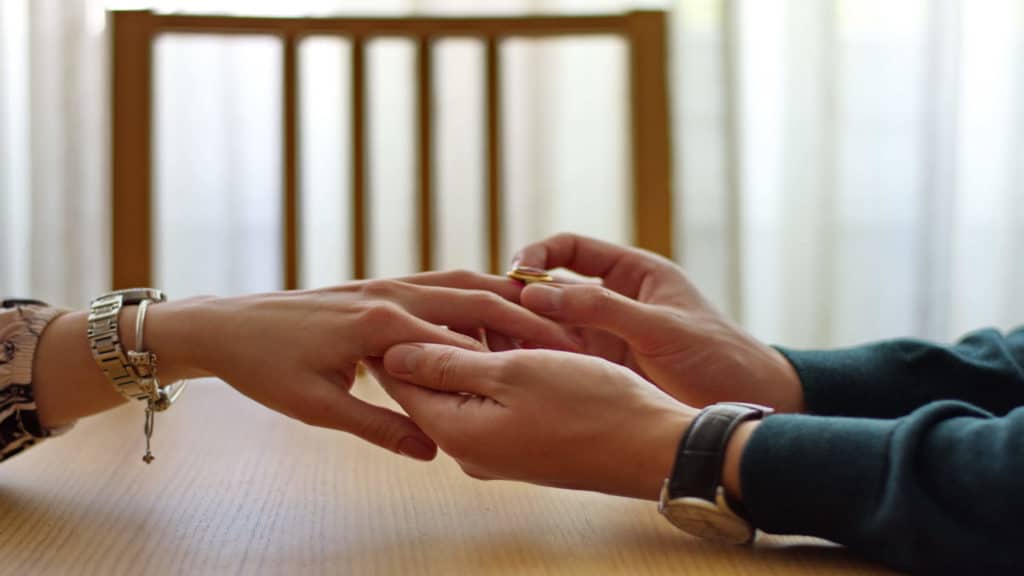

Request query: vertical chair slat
[
  {"left": 417, "top": 37, "right": 434, "bottom": 271},
  {"left": 628, "top": 11, "right": 673, "bottom": 259},
  {"left": 351, "top": 36, "right": 368, "bottom": 279},
  {"left": 485, "top": 36, "right": 502, "bottom": 275},
  {"left": 112, "top": 11, "right": 155, "bottom": 289},
  {"left": 283, "top": 32, "right": 299, "bottom": 290}
]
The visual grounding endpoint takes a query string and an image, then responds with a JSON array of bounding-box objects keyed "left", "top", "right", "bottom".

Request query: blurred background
[{"left": 0, "top": 0, "right": 1021, "bottom": 348}]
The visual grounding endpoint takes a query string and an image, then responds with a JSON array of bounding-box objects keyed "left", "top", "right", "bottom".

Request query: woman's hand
[
  {"left": 513, "top": 233, "right": 804, "bottom": 412},
  {"left": 138, "top": 271, "right": 580, "bottom": 460},
  {"left": 372, "top": 344, "right": 695, "bottom": 499}
]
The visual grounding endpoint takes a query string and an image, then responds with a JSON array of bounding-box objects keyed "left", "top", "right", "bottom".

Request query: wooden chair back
[{"left": 111, "top": 10, "right": 672, "bottom": 288}]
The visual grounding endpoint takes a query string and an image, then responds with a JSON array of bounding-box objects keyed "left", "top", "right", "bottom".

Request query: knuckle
[
  {"left": 450, "top": 268, "right": 478, "bottom": 284},
  {"left": 361, "top": 279, "right": 399, "bottom": 299},
  {"left": 633, "top": 248, "right": 675, "bottom": 273},
  {"left": 359, "top": 301, "right": 403, "bottom": 325},
  {"left": 435, "top": 348, "right": 461, "bottom": 386},
  {"left": 578, "top": 285, "right": 616, "bottom": 315},
  {"left": 471, "top": 290, "right": 504, "bottom": 308},
  {"left": 430, "top": 268, "right": 478, "bottom": 288}
]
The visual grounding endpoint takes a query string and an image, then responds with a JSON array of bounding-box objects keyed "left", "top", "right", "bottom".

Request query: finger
[
  {"left": 358, "top": 303, "right": 485, "bottom": 357},
  {"left": 396, "top": 270, "right": 524, "bottom": 303},
  {"left": 374, "top": 369, "right": 459, "bottom": 424},
  {"left": 366, "top": 357, "right": 457, "bottom": 422},
  {"left": 382, "top": 343, "right": 503, "bottom": 397},
  {"left": 291, "top": 377, "right": 438, "bottom": 461},
  {"left": 520, "top": 283, "right": 671, "bottom": 353},
  {"left": 399, "top": 285, "right": 582, "bottom": 352},
  {"left": 378, "top": 369, "right": 501, "bottom": 426},
  {"left": 336, "top": 394, "right": 440, "bottom": 461},
  {"left": 375, "top": 370, "right": 505, "bottom": 456},
  {"left": 513, "top": 233, "right": 672, "bottom": 282}
]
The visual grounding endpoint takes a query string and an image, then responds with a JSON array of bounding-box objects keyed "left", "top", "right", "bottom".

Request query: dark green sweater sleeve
[
  {"left": 742, "top": 328, "right": 1024, "bottom": 573},
  {"left": 778, "top": 327, "right": 1024, "bottom": 418}
]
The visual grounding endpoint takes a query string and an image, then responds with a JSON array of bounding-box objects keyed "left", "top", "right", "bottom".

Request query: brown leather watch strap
[{"left": 667, "top": 402, "right": 771, "bottom": 519}]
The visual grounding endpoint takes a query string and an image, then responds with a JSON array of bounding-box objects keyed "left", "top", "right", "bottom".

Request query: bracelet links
[{"left": 87, "top": 288, "right": 186, "bottom": 464}]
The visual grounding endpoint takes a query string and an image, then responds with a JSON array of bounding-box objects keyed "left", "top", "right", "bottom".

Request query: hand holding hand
[
  {"left": 150, "top": 271, "right": 579, "bottom": 460},
  {"left": 513, "top": 233, "right": 804, "bottom": 412},
  {"left": 374, "top": 344, "right": 694, "bottom": 499}
]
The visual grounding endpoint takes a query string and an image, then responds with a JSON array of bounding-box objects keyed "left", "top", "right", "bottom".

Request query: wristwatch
[
  {"left": 658, "top": 402, "right": 773, "bottom": 544},
  {"left": 87, "top": 288, "right": 167, "bottom": 401}
]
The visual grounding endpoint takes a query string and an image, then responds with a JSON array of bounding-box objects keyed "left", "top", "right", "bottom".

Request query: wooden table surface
[{"left": 0, "top": 378, "right": 895, "bottom": 575}]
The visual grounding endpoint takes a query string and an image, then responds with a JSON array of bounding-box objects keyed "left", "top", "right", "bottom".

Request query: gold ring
[{"left": 506, "top": 266, "right": 554, "bottom": 284}]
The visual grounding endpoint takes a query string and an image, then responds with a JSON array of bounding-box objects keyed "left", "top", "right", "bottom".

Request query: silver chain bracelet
[{"left": 87, "top": 288, "right": 187, "bottom": 464}]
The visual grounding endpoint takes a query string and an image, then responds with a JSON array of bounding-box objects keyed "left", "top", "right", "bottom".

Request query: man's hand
[
  {"left": 158, "top": 271, "right": 580, "bottom": 461},
  {"left": 373, "top": 344, "right": 694, "bottom": 500},
  {"left": 513, "top": 233, "right": 804, "bottom": 412}
]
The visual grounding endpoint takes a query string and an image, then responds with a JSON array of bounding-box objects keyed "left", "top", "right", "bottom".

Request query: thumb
[
  {"left": 520, "top": 283, "right": 672, "bottom": 352},
  {"left": 382, "top": 344, "right": 502, "bottom": 397},
  {"left": 317, "top": 387, "right": 439, "bottom": 461}
]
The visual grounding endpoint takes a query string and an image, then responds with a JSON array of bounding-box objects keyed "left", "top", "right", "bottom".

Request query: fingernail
[
  {"left": 398, "top": 436, "right": 435, "bottom": 461},
  {"left": 527, "top": 283, "right": 563, "bottom": 313},
  {"left": 387, "top": 344, "right": 422, "bottom": 375}
]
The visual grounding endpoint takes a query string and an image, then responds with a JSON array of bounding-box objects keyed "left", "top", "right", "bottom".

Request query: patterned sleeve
[{"left": 0, "top": 302, "right": 71, "bottom": 462}]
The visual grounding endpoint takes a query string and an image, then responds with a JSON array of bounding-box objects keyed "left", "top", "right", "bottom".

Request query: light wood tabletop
[{"left": 0, "top": 378, "right": 895, "bottom": 575}]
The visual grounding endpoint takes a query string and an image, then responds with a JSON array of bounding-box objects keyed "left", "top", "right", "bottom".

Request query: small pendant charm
[{"left": 142, "top": 403, "right": 156, "bottom": 464}]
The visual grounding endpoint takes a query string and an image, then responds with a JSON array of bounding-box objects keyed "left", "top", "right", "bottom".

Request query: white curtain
[
  {"left": 0, "top": 0, "right": 109, "bottom": 308},
  {"left": 1, "top": 0, "right": 1021, "bottom": 348},
  {"left": 675, "top": 0, "right": 1023, "bottom": 346}
]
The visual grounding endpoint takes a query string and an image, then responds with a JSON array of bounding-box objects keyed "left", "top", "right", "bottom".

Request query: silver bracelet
[
  {"left": 136, "top": 299, "right": 188, "bottom": 463},
  {"left": 87, "top": 288, "right": 186, "bottom": 464}
]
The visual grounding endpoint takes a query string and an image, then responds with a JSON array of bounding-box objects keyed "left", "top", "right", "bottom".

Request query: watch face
[{"left": 661, "top": 497, "right": 754, "bottom": 545}]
